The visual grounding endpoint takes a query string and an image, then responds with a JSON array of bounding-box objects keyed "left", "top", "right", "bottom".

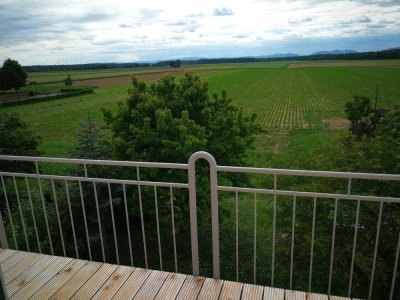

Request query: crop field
[
  {"left": 203, "top": 66, "right": 400, "bottom": 128},
  {"left": 2, "top": 60, "right": 400, "bottom": 158},
  {"left": 287, "top": 59, "right": 400, "bottom": 68}
]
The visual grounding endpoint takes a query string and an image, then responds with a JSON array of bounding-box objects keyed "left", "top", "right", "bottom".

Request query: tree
[
  {"left": 0, "top": 58, "right": 27, "bottom": 92},
  {"left": 168, "top": 60, "right": 181, "bottom": 68},
  {"left": 0, "top": 112, "right": 41, "bottom": 172},
  {"left": 63, "top": 74, "right": 73, "bottom": 87},
  {"left": 345, "top": 96, "right": 375, "bottom": 139},
  {"left": 101, "top": 73, "right": 261, "bottom": 270},
  {"left": 376, "top": 105, "right": 400, "bottom": 139}
]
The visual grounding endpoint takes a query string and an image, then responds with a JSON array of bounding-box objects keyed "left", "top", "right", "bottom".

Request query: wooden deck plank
[
  {"left": 154, "top": 272, "right": 187, "bottom": 299},
  {"left": 10, "top": 256, "right": 72, "bottom": 300},
  {"left": 219, "top": 280, "right": 243, "bottom": 300},
  {"left": 242, "top": 283, "right": 263, "bottom": 300},
  {"left": 30, "top": 259, "right": 86, "bottom": 300},
  {"left": 49, "top": 260, "right": 102, "bottom": 300},
  {"left": 6, "top": 254, "right": 57, "bottom": 297},
  {"left": 133, "top": 270, "right": 169, "bottom": 300},
  {"left": 91, "top": 265, "right": 133, "bottom": 300},
  {"left": 264, "top": 286, "right": 285, "bottom": 299},
  {"left": 175, "top": 275, "right": 205, "bottom": 300},
  {"left": 197, "top": 277, "right": 224, "bottom": 300},
  {"left": 286, "top": 290, "right": 307, "bottom": 300},
  {"left": 71, "top": 263, "right": 118, "bottom": 300},
  {"left": 0, "top": 250, "right": 352, "bottom": 300},
  {"left": 112, "top": 268, "right": 152, "bottom": 300},
  {"left": 0, "top": 249, "right": 18, "bottom": 262},
  {"left": 3, "top": 252, "right": 42, "bottom": 284},
  {"left": 306, "top": 293, "right": 329, "bottom": 300},
  {"left": 1, "top": 251, "right": 30, "bottom": 272}
]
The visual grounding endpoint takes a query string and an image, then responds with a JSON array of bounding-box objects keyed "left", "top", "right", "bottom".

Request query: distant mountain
[
  {"left": 311, "top": 49, "right": 357, "bottom": 55},
  {"left": 180, "top": 57, "right": 207, "bottom": 61},
  {"left": 256, "top": 53, "right": 299, "bottom": 58}
]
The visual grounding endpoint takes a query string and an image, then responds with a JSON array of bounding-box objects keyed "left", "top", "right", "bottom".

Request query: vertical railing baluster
[
  {"left": 1, "top": 176, "right": 17, "bottom": 250},
  {"left": 35, "top": 162, "right": 53, "bottom": 255},
  {"left": 309, "top": 197, "right": 317, "bottom": 292},
  {"left": 65, "top": 180, "right": 79, "bottom": 258},
  {"left": 83, "top": 164, "right": 88, "bottom": 178},
  {"left": 368, "top": 201, "right": 383, "bottom": 300},
  {"left": 107, "top": 182, "right": 119, "bottom": 265},
  {"left": 137, "top": 167, "right": 148, "bottom": 268},
  {"left": 389, "top": 231, "right": 400, "bottom": 300},
  {"left": 328, "top": 198, "right": 338, "bottom": 295},
  {"left": 236, "top": 191, "right": 239, "bottom": 282},
  {"left": 123, "top": 184, "right": 133, "bottom": 266},
  {"left": 12, "top": 176, "right": 29, "bottom": 251},
  {"left": 25, "top": 178, "right": 41, "bottom": 253},
  {"left": 271, "top": 174, "right": 277, "bottom": 286},
  {"left": 154, "top": 186, "right": 163, "bottom": 270},
  {"left": 51, "top": 179, "right": 66, "bottom": 257},
  {"left": 79, "top": 181, "right": 92, "bottom": 261},
  {"left": 170, "top": 187, "right": 178, "bottom": 272},
  {"left": 93, "top": 182, "right": 105, "bottom": 263},
  {"left": 290, "top": 195, "right": 296, "bottom": 290},
  {"left": 348, "top": 199, "right": 360, "bottom": 297},
  {"left": 253, "top": 193, "right": 257, "bottom": 284}
]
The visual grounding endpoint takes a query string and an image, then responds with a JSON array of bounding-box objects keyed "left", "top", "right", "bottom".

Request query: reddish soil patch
[
  {"left": 46, "top": 69, "right": 210, "bottom": 88},
  {"left": 323, "top": 117, "right": 349, "bottom": 129},
  {"left": 0, "top": 92, "right": 29, "bottom": 102},
  {"left": 55, "top": 69, "right": 189, "bottom": 88}
]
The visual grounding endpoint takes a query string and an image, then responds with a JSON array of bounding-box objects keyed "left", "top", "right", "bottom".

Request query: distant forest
[{"left": 24, "top": 48, "right": 400, "bottom": 72}]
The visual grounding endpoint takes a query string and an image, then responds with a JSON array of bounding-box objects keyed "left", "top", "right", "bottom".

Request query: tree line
[{"left": 22, "top": 48, "right": 400, "bottom": 72}]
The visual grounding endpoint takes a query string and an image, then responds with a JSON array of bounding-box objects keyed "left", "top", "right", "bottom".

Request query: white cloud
[
  {"left": 214, "top": 7, "right": 234, "bottom": 16},
  {"left": 0, "top": 0, "right": 399, "bottom": 64}
]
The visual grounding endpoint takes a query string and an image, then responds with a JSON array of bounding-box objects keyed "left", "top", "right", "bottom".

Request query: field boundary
[{"left": 0, "top": 89, "right": 94, "bottom": 107}]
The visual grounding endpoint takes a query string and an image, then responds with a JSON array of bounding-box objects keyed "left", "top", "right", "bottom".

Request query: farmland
[
  {"left": 2, "top": 60, "right": 400, "bottom": 298},
  {"left": 1, "top": 60, "right": 400, "bottom": 159}
]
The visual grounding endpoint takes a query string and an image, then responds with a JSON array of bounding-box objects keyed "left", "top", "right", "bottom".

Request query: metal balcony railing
[{"left": 0, "top": 152, "right": 399, "bottom": 299}]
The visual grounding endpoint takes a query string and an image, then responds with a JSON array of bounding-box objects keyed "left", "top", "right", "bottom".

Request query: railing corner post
[
  {"left": 188, "top": 151, "right": 220, "bottom": 279},
  {"left": 0, "top": 210, "right": 8, "bottom": 249}
]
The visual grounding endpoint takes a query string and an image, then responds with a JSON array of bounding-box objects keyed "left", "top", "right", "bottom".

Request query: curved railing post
[{"left": 188, "top": 151, "right": 220, "bottom": 279}]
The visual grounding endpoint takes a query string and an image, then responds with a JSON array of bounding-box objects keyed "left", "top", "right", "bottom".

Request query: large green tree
[
  {"left": 0, "top": 58, "right": 27, "bottom": 92},
  {"left": 99, "top": 73, "right": 261, "bottom": 271}
]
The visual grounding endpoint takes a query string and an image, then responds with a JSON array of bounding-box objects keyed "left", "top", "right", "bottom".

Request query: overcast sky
[{"left": 1, "top": 0, "right": 399, "bottom": 65}]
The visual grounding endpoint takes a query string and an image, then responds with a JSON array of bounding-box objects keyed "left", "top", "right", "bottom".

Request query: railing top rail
[
  {"left": 0, "top": 155, "right": 188, "bottom": 170},
  {"left": 1, "top": 154, "right": 399, "bottom": 180},
  {"left": 217, "top": 165, "right": 400, "bottom": 181}
]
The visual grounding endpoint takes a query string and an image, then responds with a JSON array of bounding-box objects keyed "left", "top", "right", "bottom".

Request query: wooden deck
[{"left": 0, "top": 249, "right": 358, "bottom": 300}]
